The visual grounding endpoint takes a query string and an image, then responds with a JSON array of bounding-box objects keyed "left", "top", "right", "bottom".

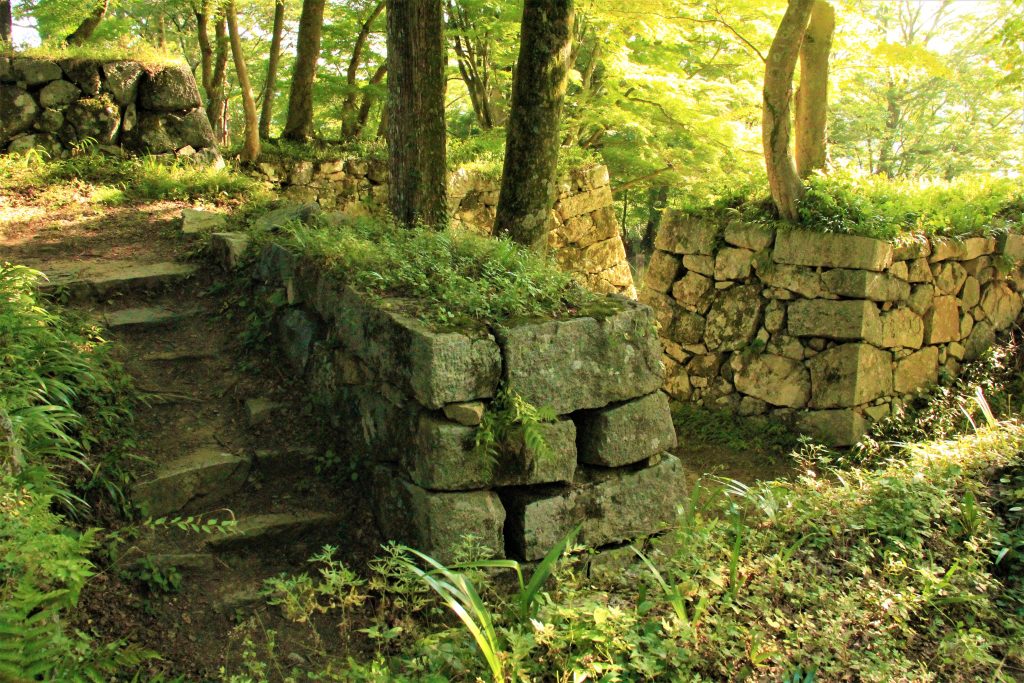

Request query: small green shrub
[{"left": 271, "top": 215, "right": 602, "bottom": 328}]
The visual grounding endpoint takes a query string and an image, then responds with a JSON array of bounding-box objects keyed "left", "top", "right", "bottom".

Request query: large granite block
[
  {"left": 574, "top": 392, "right": 677, "bottom": 467},
  {"left": 774, "top": 230, "right": 894, "bottom": 271}
]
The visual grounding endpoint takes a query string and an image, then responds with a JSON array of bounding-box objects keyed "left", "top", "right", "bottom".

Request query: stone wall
[
  {"left": 254, "top": 159, "right": 636, "bottom": 297},
  {"left": 641, "top": 212, "right": 1024, "bottom": 446},
  {"left": 247, "top": 241, "right": 681, "bottom": 562},
  {"left": 0, "top": 57, "right": 218, "bottom": 160}
]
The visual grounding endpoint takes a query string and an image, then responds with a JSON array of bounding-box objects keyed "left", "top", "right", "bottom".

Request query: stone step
[
  {"left": 142, "top": 349, "right": 219, "bottom": 362},
  {"left": 40, "top": 260, "right": 198, "bottom": 301},
  {"left": 205, "top": 511, "right": 341, "bottom": 554},
  {"left": 102, "top": 306, "right": 191, "bottom": 331},
  {"left": 133, "top": 447, "right": 251, "bottom": 517}
]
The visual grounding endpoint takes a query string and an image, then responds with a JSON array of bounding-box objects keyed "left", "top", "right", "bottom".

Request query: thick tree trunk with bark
[
  {"left": 341, "top": 0, "right": 385, "bottom": 139},
  {"left": 795, "top": 0, "right": 835, "bottom": 178},
  {"left": 226, "top": 0, "right": 259, "bottom": 162},
  {"left": 1, "top": 1, "right": 13, "bottom": 44},
  {"left": 260, "top": 0, "right": 286, "bottom": 140},
  {"left": 283, "top": 0, "right": 327, "bottom": 142},
  {"left": 66, "top": 0, "right": 109, "bottom": 46},
  {"left": 762, "top": 0, "right": 815, "bottom": 221},
  {"left": 385, "top": 0, "right": 447, "bottom": 229},
  {"left": 493, "top": 0, "right": 574, "bottom": 248}
]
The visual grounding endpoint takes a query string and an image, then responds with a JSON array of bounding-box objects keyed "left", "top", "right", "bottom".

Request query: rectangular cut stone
[
  {"left": 643, "top": 251, "right": 681, "bottom": 294},
  {"left": 406, "top": 415, "right": 576, "bottom": 491},
  {"left": 821, "top": 269, "right": 910, "bottom": 302},
  {"left": 773, "top": 230, "right": 893, "bottom": 271},
  {"left": 497, "top": 299, "right": 664, "bottom": 415},
  {"left": 556, "top": 184, "right": 613, "bottom": 221},
  {"left": 923, "top": 295, "right": 961, "bottom": 344},
  {"left": 998, "top": 233, "right": 1024, "bottom": 261},
  {"left": 960, "top": 237, "right": 996, "bottom": 261},
  {"left": 723, "top": 222, "right": 774, "bottom": 251},
  {"left": 895, "top": 347, "right": 939, "bottom": 394},
  {"left": 328, "top": 382, "right": 419, "bottom": 463},
  {"left": 307, "top": 272, "right": 501, "bottom": 409},
  {"left": 879, "top": 307, "right": 924, "bottom": 349},
  {"left": 796, "top": 409, "right": 868, "bottom": 447},
  {"left": 808, "top": 343, "right": 893, "bottom": 408},
  {"left": 787, "top": 299, "right": 882, "bottom": 344},
  {"left": 502, "top": 455, "right": 686, "bottom": 560},
  {"left": 371, "top": 467, "right": 505, "bottom": 563},
  {"left": 574, "top": 392, "right": 677, "bottom": 467},
  {"left": 654, "top": 211, "right": 721, "bottom": 255},
  {"left": 714, "top": 247, "right": 754, "bottom": 280}
]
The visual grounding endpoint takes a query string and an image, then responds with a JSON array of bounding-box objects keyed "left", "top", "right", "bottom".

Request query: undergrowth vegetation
[
  {"left": 0, "top": 264, "right": 149, "bottom": 679},
  {"left": 269, "top": 215, "right": 602, "bottom": 328},
  {"left": 0, "top": 148, "right": 264, "bottom": 205},
  {"left": 701, "top": 173, "right": 1024, "bottom": 241}
]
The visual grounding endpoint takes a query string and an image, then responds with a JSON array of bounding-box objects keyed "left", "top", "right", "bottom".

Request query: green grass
[
  {"left": 0, "top": 150, "right": 265, "bottom": 204},
  {"left": 696, "top": 172, "right": 1024, "bottom": 242},
  {"left": 267, "top": 215, "right": 603, "bottom": 328},
  {"left": 0, "top": 263, "right": 152, "bottom": 679},
  {"left": 2, "top": 40, "right": 183, "bottom": 67}
]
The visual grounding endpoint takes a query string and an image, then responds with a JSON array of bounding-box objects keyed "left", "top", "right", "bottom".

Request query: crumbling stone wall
[
  {"left": 0, "top": 57, "right": 218, "bottom": 160},
  {"left": 254, "top": 159, "right": 636, "bottom": 297},
  {"left": 642, "top": 213, "right": 1024, "bottom": 446},
  {"left": 251, "top": 242, "right": 680, "bottom": 562}
]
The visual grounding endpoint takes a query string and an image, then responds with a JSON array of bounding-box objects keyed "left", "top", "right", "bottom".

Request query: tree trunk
[
  {"left": 283, "top": 0, "right": 327, "bottom": 142},
  {"left": 794, "top": 0, "right": 835, "bottom": 178},
  {"left": 226, "top": 0, "right": 259, "bottom": 162},
  {"left": 66, "top": 0, "right": 109, "bottom": 46},
  {"left": 197, "top": 8, "right": 214, "bottom": 93},
  {"left": 1, "top": 0, "right": 13, "bottom": 44},
  {"left": 341, "top": 0, "right": 385, "bottom": 139},
  {"left": 493, "top": 0, "right": 574, "bottom": 248},
  {"left": 385, "top": 0, "right": 447, "bottom": 229},
  {"left": 762, "top": 0, "right": 815, "bottom": 221},
  {"left": 260, "top": 0, "right": 286, "bottom": 140},
  {"left": 211, "top": 17, "right": 230, "bottom": 144},
  {"left": 354, "top": 63, "right": 388, "bottom": 138}
]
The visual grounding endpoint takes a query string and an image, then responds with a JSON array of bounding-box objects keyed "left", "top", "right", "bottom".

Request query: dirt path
[{"left": 1, "top": 196, "right": 379, "bottom": 679}]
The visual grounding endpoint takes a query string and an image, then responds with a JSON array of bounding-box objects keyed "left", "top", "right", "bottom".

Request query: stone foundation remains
[
  {"left": 0, "top": 57, "right": 218, "bottom": 160},
  {"left": 642, "top": 213, "right": 1024, "bottom": 446},
  {"left": 254, "top": 159, "right": 636, "bottom": 298},
  {"left": 248, "top": 241, "right": 681, "bottom": 562}
]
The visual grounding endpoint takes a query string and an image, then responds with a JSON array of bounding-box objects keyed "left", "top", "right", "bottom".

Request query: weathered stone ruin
[
  {"left": 0, "top": 57, "right": 218, "bottom": 160},
  {"left": 248, "top": 242, "right": 682, "bottom": 562},
  {"left": 253, "top": 158, "right": 637, "bottom": 298},
  {"left": 643, "top": 212, "right": 1024, "bottom": 445}
]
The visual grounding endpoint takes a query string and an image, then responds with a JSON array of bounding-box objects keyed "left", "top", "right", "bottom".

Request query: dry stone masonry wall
[
  {"left": 250, "top": 243, "right": 680, "bottom": 563},
  {"left": 254, "top": 160, "right": 636, "bottom": 298},
  {"left": 0, "top": 57, "right": 218, "bottom": 160},
  {"left": 642, "top": 212, "right": 1024, "bottom": 446}
]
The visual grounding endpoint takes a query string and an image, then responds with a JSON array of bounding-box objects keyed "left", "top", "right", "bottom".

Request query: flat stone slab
[
  {"left": 206, "top": 511, "right": 341, "bottom": 553},
  {"left": 133, "top": 448, "right": 250, "bottom": 516},
  {"left": 496, "top": 298, "right": 663, "bottom": 415},
  {"left": 774, "top": 230, "right": 894, "bottom": 272},
  {"left": 142, "top": 349, "right": 217, "bottom": 362},
  {"left": 103, "top": 307, "right": 188, "bottom": 330},
  {"left": 181, "top": 208, "right": 227, "bottom": 235},
  {"left": 41, "top": 260, "right": 197, "bottom": 300}
]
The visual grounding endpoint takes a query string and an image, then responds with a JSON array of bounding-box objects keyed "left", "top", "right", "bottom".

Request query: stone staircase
[{"left": 43, "top": 255, "right": 360, "bottom": 668}]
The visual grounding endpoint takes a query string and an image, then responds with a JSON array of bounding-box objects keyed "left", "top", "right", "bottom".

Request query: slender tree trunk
[
  {"left": 260, "top": 0, "right": 286, "bottom": 140},
  {"left": 226, "top": 0, "right": 259, "bottom": 162},
  {"left": 762, "top": 0, "right": 815, "bottom": 221},
  {"left": 283, "top": 0, "right": 327, "bottom": 142},
  {"left": 341, "top": 0, "right": 385, "bottom": 139},
  {"left": 211, "top": 17, "right": 230, "bottom": 144},
  {"left": 493, "top": 0, "right": 574, "bottom": 248},
  {"left": 354, "top": 63, "right": 387, "bottom": 138},
  {"left": 386, "top": 0, "right": 447, "bottom": 228},
  {"left": 795, "top": 0, "right": 835, "bottom": 178},
  {"left": 66, "top": 0, "right": 109, "bottom": 45}
]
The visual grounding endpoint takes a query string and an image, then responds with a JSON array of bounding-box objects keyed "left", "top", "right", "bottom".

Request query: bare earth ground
[{"left": 1, "top": 183, "right": 791, "bottom": 680}]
